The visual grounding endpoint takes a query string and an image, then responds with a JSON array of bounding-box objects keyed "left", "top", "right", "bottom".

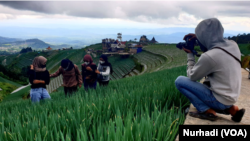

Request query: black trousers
[
  {"left": 64, "top": 86, "right": 78, "bottom": 97},
  {"left": 98, "top": 81, "right": 109, "bottom": 87}
]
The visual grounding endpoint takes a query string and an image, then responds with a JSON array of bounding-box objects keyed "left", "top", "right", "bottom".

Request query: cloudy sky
[{"left": 0, "top": 0, "right": 250, "bottom": 31}]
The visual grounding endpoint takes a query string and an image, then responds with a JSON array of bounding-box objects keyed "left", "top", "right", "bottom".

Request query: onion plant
[{"left": 0, "top": 66, "right": 189, "bottom": 141}]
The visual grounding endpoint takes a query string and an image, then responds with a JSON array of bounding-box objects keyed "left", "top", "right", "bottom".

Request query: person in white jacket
[
  {"left": 96, "top": 55, "right": 113, "bottom": 86},
  {"left": 175, "top": 18, "right": 245, "bottom": 122}
]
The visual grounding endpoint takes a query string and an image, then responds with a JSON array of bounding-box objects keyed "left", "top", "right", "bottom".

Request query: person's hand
[
  {"left": 183, "top": 47, "right": 192, "bottom": 53},
  {"left": 33, "top": 80, "right": 45, "bottom": 84},
  {"left": 86, "top": 67, "right": 92, "bottom": 71},
  {"left": 95, "top": 70, "right": 100, "bottom": 74},
  {"left": 79, "top": 84, "right": 82, "bottom": 88},
  {"left": 30, "top": 65, "right": 34, "bottom": 70},
  {"left": 49, "top": 74, "right": 52, "bottom": 77},
  {"left": 183, "top": 33, "right": 197, "bottom": 41},
  {"left": 85, "top": 76, "right": 90, "bottom": 79}
]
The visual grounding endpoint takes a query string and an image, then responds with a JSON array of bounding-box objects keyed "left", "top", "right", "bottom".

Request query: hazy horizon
[{"left": 0, "top": 1, "right": 250, "bottom": 45}]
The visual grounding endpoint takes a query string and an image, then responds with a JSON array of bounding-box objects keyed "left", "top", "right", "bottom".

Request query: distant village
[
  {"left": 99, "top": 33, "right": 158, "bottom": 56},
  {"left": 16, "top": 33, "right": 159, "bottom": 57}
]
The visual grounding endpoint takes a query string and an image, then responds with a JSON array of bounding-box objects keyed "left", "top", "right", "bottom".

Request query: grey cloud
[{"left": 0, "top": 1, "right": 250, "bottom": 22}]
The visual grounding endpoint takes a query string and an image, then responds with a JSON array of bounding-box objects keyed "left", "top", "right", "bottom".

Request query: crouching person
[
  {"left": 29, "top": 56, "right": 51, "bottom": 103},
  {"left": 175, "top": 18, "right": 245, "bottom": 122},
  {"left": 50, "top": 59, "right": 82, "bottom": 97}
]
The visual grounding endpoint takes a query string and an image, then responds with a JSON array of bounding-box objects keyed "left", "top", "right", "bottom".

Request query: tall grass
[
  {"left": 0, "top": 66, "right": 189, "bottom": 141},
  {"left": 238, "top": 43, "right": 250, "bottom": 56}
]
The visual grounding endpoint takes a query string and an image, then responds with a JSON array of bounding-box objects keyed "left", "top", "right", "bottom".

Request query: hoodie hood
[
  {"left": 82, "top": 54, "right": 95, "bottom": 68},
  {"left": 61, "top": 59, "right": 74, "bottom": 71},
  {"left": 195, "top": 18, "right": 240, "bottom": 59},
  {"left": 32, "top": 56, "right": 47, "bottom": 72}
]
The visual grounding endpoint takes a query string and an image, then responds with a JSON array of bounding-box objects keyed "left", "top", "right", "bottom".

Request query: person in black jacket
[{"left": 29, "top": 56, "right": 51, "bottom": 103}]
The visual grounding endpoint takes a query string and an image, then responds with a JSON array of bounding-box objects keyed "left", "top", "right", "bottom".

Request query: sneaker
[
  {"left": 231, "top": 109, "right": 245, "bottom": 122},
  {"left": 213, "top": 109, "right": 230, "bottom": 115},
  {"left": 189, "top": 111, "right": 218, "bottom": 121}
]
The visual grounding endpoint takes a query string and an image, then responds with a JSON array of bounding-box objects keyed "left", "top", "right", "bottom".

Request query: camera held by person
[{"left": 176, "top": 34, "right": 208, "bottom": 57}]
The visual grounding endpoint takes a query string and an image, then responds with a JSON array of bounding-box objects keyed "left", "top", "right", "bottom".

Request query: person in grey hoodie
[{"left": 175, "top": 18, "right": 245, "bottom": 122}]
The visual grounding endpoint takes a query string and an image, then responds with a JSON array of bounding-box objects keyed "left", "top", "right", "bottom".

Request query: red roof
[
  {"left": 121, "top": 41, "right": 127, "bottom": 45},
  {"left": 135, "top": 45, "right": 142, "bottom": 47}
]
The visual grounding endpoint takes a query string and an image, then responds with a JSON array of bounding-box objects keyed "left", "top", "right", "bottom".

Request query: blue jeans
[
  {"left": 30, "top": 88, "right": 51, "bottom": 103},
  {"left": 175, "top": 76, "right": 232, "bottom": 113},
  {"left": 83, "top": 77, "right": 97, "bottom": 91}
]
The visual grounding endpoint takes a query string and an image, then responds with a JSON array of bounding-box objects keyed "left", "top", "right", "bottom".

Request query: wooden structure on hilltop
[
  {"left": 139, "top": 35, "right": 158, "bottom": 44},
  {"left": 46, "top": 46, "right": 52, "bottom": 50},
  {"left": 150, "top": 37, "right": 158, "bottom": 44},
  {"left": 139, "top": 35, "right": 150, "bottom": 43}
]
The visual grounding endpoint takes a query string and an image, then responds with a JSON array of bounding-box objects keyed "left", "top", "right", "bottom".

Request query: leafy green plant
[{"left": 0, "top": 66, "right": 189, "bottom": 141}]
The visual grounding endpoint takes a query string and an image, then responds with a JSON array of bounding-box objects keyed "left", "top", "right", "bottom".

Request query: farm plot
[
  {"left": 92, "top": 55, "right": 135, "bottom": 80},
  {"left": 0, "top": 66, "right": 189, "bottom": 141},
  {"left": 144, "top": 44, "right": 189, "bottom": 70},
  {"left": 47, "top": 50, "right": 79, "bottom": 73},
  {"left": 0, "top": 54, "right": 17, "bottom": 66},
  {"left": 133, "top": 51, "right": 167, "bottom": 73}
]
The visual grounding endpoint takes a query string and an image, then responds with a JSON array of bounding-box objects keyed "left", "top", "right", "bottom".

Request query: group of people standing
[{"left": 29, "top": 54, "right": 112, "bottom": 103}]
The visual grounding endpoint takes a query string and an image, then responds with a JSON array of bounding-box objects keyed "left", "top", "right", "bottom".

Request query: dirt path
[
  {"left": 11, "top": 83, "right": 31, "bottom": 94},
  {"left": 138, "top": 63, "right": 147, "bottom": 75},
  {"left": 175, "top": 68, "right": 250, "bottom": 140}
]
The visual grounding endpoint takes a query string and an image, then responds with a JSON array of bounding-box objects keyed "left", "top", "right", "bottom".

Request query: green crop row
[
  {"left": 0, "top": 66, "right": 189, "bottom": 141},
  {"left": 144, "top": 44, "right": 188, "bottom": 71},
  {"left": 133, "top": 51, "right": 166, "bottom": 73}
]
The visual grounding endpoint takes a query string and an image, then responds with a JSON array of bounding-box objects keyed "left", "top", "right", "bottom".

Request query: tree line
[
  {"left": 227, "top": 33, "right": 250, "bottom": 44},
  {"left": 0, "top": 64, "right": 29, "bottom": 85},
  {"left": 20, "top": 47, "right": 32, "bottom": 54}
]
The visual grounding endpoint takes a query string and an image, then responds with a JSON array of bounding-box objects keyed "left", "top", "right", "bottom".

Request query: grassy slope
[
  {"left": 238, "top": 43, "right": 250, "bottom": 56},
  {"left": 0, "top": 66, "right": 189, "bottom": 141},
  {"left": 133, "top": 50, "right": 167, "bottom": 73},
  {"left": 0, "top": 82, "right": 18, "bottom": 102},
  {"left": 1, "top": 86, "right": 30, "bottom": 103},
  {"left": 0, "top": 76, "right": 22, "bottom": 87},
  {"left": 144, "top": 44, "right": 187, "bottom": 70},
  {"left": 85, "top": 43, "right": 102, "bottom": 50},
  {"left": 47, "top": 49, "right": 79, "bottom": 73}
]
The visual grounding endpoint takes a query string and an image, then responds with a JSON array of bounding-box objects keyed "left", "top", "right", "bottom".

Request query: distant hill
[
  {"left": 0, "top": 38, "right": 78, "bottom": 49},
  {"left": 0, "top": 38, "right": 50, "bottom": 49},
  {"left": 0, "top": 36, "right": 22, "bottom": 43}
]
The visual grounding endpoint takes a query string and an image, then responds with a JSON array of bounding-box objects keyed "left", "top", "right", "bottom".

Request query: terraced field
[
  {"left": 47, "top": 49, "right": 80, "bottom": 73},
  {"left": 133, "top": 51, "right": 167, "bottom": 73},
  {"left": 144, "top": 44, "right": 188, "bottom": 71},
  {"left": 92, "top": 55, "right": 135, "bottom": 80},
  {"left": 0, "top": 55, "right": 16, "bottom": 66}
]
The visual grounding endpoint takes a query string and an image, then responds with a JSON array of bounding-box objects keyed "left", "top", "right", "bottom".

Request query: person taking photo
[{"left": 175, "top": 18, "right": 245, "bottom": 122}]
